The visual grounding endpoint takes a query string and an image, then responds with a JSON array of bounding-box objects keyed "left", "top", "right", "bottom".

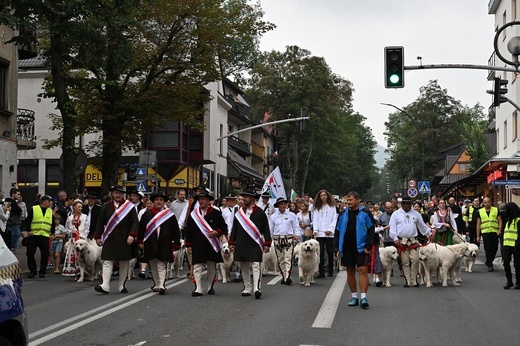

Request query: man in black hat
[
  {"left": 82, "top": 192, "right": 102, "bottom": 239},
  {"left": 269, "top": 197, "right": 300, "bottom": 285},
  {"left": 137, "top": 191, "right": 181, "bottom": 295},
  {"left": 185, "top": 191, "right": 228, "bottom": 296},
  {"left": 257, "top": 191, "right": 275, "bottom": 219},
  {"left": 128, "top": 189, "right": 144, "bottom": 213},
  {"left": 389, "top": 196, "right": 432, "bottom": 287},
  {"left": 229, "top": 190, "right": 271, "bottom": 299},
  {"left": 94, "top": 186, "right": 139, "bottom": 294}
]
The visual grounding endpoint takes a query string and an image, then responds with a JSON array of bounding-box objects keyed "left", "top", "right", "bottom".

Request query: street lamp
[{"left": 381, "top": 103, "right": 425, "bottom": 182}]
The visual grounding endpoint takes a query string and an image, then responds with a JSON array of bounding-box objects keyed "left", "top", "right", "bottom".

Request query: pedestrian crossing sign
[
  {"left": 136, "top": 168, "right": 146, "bottom": 176},
  {"left": 137, "top": 180, "right": 146, "bottom": 192},
  {"left": 418, "top": 181, "right": 431, "bottom": 194}
]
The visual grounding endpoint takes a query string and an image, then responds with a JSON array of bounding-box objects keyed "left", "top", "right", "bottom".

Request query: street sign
[
  {"left": 492, "top": 180, "right": 520, "bottom": 186},
  {"left": 136, "top": 168, "right": 146, "bottom": 176},
  {"left": 408, "top": 180, "right": 417, "bottom": 188},
  {"left": 136, "top": 180, "right": 146, "bottom": 192},
  {"left": 418, "top": 181, "right": 431, "bottom": 194},
  {"left": 407, "top": 187, "right": 418, "bottom": 198}
]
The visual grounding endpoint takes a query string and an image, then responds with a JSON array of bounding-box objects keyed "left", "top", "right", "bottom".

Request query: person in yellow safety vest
[
  {"left": 463, "top": 198, "right": 481, "bottom": 246},
  {"left": 25, "top": 195, "right": 56, "bottom": 278},
  {"left": 476, "top": 197, "right": 503, "bottom": 272},
  {"left": 502, "top": 202, "right": 520, "bottom": 289}
]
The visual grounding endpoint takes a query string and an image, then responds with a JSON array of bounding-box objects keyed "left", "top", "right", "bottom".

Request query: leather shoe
[
  {"left": 158, "top": 288, "right": 166, "bottom": 295},
  {"left": 192, "top": 291, "right": 202, "bottom": 297},
  {"left": 151, "top": 287, "right": 159, "bottom": 292},
  {"left": 280, "top": 279, "right": 286, "bottom": 285},
  {"left": 375, "top": 281, "right": 382, "bottom": 287},
  {"left": 285, "top": 278, "right": 292, "bottom": 285},
  {"left": 28, "top": 272, "right": 36, "bottom": 279},
  {"left": 208, "top": 288, "right": 215, "bottom": 295},
  {"left": 241, "top": 292, "right": 251, "bottom": 297},
  {"left": 120, "top": 288, "right": 128, "bottom": 293},
  {"left": 504, "top": 282, "right": 514, "bottom": 289},
  {"left": 403, "top": 284, "right": 410, "bottom": 288},
  {"left": 255, "top": 290, "right": 262, "bottom": 299},
  {"left": 514, "top": 284, "right": 520, "bottom": 290},
  {"left": 488, "top": 266, "right": 494, "bottom": 272},
  {"left": 317, "top": 273, "right": 325, "bottom": 278},
  {"left": 348, "top": 297, "right": 359, "bottom": 307},
  {"left": 39, "top": 273, "right": 45, "bottom": 278},
  {"left": 94, "top": 285, "right": 109, "bottom": 294},
  {"left": 413, "top": 283, "right": 420, "bottom": 287},
  {"left": 328, "top": 273, "right": 333, "bottom": 277}
]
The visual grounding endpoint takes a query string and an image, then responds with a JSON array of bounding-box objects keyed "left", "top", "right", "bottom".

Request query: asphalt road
[{"left": 22, "top": 254, "right": 520, "bottom": 346}]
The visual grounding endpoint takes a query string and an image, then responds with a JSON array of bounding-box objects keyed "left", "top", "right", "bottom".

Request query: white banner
[{"left": 261, "top": 166, "right": 287, "bottom": 206}]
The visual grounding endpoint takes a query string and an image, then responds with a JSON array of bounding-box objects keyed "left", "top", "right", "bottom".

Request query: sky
[{"left": 258, "top": 0, "right": 496, "bottom": 147}]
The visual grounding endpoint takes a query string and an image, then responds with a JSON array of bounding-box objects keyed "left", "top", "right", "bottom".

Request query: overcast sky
[{"left": 258, "top": 0, "right": 496, "bottom": 146}]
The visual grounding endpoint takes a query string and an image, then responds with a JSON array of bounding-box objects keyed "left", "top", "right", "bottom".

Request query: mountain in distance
[{"left": 374, "top": 143, "right": 388, "bottom": 168}]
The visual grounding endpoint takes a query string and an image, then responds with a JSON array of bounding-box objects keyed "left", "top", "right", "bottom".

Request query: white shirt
[
  {"left": 296, "top": 211, "right": 312, "bottom": 237},
  {"left": 389, "top": 208, "right": 431, "bottom": 241},
  {"left": 256, "top": 200, "right": 275, "bottom": 219},
  {"left": 312, "top": 205, "right": 338, "bottom": 238},
  {"left": 269, "top": 210, "right": 300, "bottom": 237},
  {"left": 222, "top": 205, "right": 238, "bottom": 233}
]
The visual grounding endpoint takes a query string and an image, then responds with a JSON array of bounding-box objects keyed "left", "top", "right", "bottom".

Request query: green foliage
[
  {"left": 2, "top": 0, "right": 273, "bottom": 194},
  {"left": 247, "top": 45, "right": 376, "bottom": 196},
  {"left": 460, "top": 104, "right": 491, "bottom": 172},
  {"left": 384, "top": 80, "right": 481, "bottom": 182}
]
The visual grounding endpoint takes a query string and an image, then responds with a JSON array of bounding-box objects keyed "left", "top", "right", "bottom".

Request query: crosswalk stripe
[{"left": 312, "top": 271, "right": 347, "bottom": 329}]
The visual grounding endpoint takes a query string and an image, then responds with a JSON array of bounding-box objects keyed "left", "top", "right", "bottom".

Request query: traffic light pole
[{"left": 403, "top": 64, "right": 518, "bottom": 73}]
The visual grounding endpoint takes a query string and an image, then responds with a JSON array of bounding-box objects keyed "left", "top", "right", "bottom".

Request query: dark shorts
[{"left": 341, "top": 251, "right": 369, "bottom": 268}]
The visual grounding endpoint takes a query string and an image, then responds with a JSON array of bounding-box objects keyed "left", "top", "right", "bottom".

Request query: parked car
[{"left": 0, "top": 236, "right": 28, "bottom": 345}]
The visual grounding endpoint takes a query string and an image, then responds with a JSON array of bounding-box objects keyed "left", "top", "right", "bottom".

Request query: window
[
  {"left": 219, "top": 124, "right": 223, "bottom": 154},
  {"left": 513, "top": 111, "right": 518, "bottom": 141},
  {"left": 504, "top": 120, "right": 508, "bottom": 148},
  {"left": 459, "top": 163, "right": 466, "bottom": 171},
  {"left": 0, "top": 62, "right": 7, "bottom": 111},
  {"left": 504, "top": 11, "right": 508, "bottom": 41}
]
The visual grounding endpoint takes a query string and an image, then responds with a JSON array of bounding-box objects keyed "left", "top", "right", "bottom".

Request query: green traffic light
[{"left": 389, "top": 74, "right": 400, "bottom": 84}]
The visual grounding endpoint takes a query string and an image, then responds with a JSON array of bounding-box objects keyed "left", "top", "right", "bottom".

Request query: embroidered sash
[
  {"left": 235, "top": 208, "right": 265, "bottom": 251},
  {"left": 191, "top": 208, "right": 221, "bottom": 252},
  {"left": 144, "top": 208, "right": 174, "bottom": 242},
  {"left": 101, "top": 200, "right": 134, "bottom": 243}
]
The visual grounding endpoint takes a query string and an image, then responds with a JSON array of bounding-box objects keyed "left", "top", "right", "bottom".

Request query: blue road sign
[
  {"left": 136, "top": 168, "right": 146, "bottom": 176},
  {"left": 137, "top": 180, "right": 146, "bottom": 192},
  {"left": 407, "top": 187, "right": 418, "bottom": 198},
  {"left": 418, "top": 181, "right": 431, "bottom": 194}
]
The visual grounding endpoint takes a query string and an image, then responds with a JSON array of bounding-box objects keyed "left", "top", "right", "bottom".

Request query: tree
[
  {"left": 384, "top": 80, "right": 478, "bottom": 182},
  {"left": 3, "top": 0, "right": 273, "bottom": 195},
  {"left": 460, "top": 104, "right": 492, "bottom": 172},
  {"left": 248, "top": 45, "right": 377, "bottom": 195}
]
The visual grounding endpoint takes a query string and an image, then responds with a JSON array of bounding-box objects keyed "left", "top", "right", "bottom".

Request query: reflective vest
[
  {"left": 479, "top": 207, "right": 499, "bottom": 234},
  {"left": 464, "top": 206, "right": 478, "bottom": 223},
  {"left": 504, "top": 217, "right": 519, "bottom": 247},
  {"left": 31, "top": 205, "right": 53, "bottom": 237}
]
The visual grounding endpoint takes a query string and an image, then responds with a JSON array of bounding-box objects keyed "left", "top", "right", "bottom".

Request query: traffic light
[
  {"left": 384, "top": 46, "right": 404, "bottom": 88},
  {"left": 493, "top": 77, "right": 508, "bottom": 107}
]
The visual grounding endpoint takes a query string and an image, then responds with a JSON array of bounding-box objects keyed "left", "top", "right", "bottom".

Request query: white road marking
[
  {"left": 267, "top": 275, "right": 283, "bottom": 285},
  {"left": 127, "top": 342, "right": 147, "bottom": 346},
  {"left": 28, "top": 278, "right": 189, "bottom": 346},
  {"left": 312, "top": 270, "right": 347, "bottom": 329}
]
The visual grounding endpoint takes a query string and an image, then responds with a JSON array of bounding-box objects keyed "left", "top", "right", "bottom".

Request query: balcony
[
  {"left": 17, "top": 108, "right": 36, "bottom": 150},
  {"left": 488, "top": 51, "right": 496, "bottom": 81},
  {"left": 228, "top": 135, "right": 251, "bottom": 156}
]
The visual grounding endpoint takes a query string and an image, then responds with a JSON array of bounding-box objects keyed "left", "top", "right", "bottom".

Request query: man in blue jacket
[{"left": 335, "top": 191, "right": 375, "bottom": 309}]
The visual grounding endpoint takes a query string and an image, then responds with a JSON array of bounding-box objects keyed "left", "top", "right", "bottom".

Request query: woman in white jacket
[{"left": 313, "top": 190, "right": 338, "bottom": 277}]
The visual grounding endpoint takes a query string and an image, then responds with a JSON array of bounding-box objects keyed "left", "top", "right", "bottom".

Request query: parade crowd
[{"left": 1, "top": 185, "right": 518, "bottom": 307}]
